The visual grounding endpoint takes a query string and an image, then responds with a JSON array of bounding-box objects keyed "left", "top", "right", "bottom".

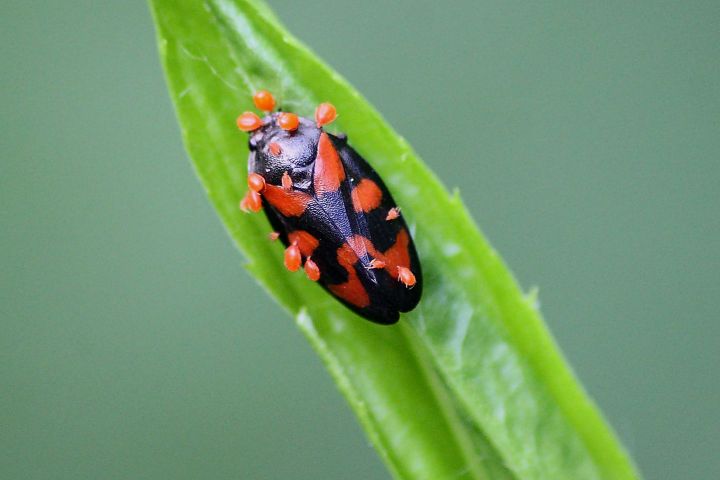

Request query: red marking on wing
[
  {"left": 344, "top": 230, "right": 412, "bottom": 278},
  {"left": 382, "top": 229, "right": 412, "bottom": 278},
  {"left": 328, "top": 242, "right": 370, "bottom": 308},
  {"left": 263, "top": 184, "right": 311, "bottom": 217},
  {"left": 345, "top": 234, "right": 371, "bottom": 259},
  {"left": 287, "top": 230, "right": 320, "bottom": 257},
  {"left": 313, "top": 132, "right": 346, "bottom": 196},
  {"left": 337, "top": 241, "right": 361, "bottom": 268},
  {"left": 351, "top": 178, "right": 383, "bottom": 213},
  {"left": 328, "top": 229, "right": 414, "bottom": 306}
]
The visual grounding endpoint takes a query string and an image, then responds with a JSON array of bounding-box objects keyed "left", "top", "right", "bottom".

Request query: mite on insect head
[{"left": 236, "top": 90, "right": 422, "bottom": 324}]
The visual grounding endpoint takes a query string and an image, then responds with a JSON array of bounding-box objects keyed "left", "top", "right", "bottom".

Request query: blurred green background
[{"left": 2, "top": 1, "right": 718, "bottom": 479}]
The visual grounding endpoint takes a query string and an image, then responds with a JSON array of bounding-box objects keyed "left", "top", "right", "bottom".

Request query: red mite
[{"left": 236, "top": 91, "right": 422, "bottom": 324}]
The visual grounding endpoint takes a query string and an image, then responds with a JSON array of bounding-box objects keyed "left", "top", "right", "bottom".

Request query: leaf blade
[{"left": 149, "top": 1, "right": 639, "bottom": 479}]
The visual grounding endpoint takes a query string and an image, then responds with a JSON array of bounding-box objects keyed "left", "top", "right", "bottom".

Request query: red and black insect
[{"left": 236, "top": 90, "right": 421, "bottom": 324}]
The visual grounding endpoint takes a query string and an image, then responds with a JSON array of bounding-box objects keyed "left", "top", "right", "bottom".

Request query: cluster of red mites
[{"left": 236, "top": 90, "right": 337, "bottom": 134}]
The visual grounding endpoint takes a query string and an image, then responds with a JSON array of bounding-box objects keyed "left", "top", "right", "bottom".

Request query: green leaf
[{"left": 149, "top": 1, "right": 640, "bottom": 479}]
